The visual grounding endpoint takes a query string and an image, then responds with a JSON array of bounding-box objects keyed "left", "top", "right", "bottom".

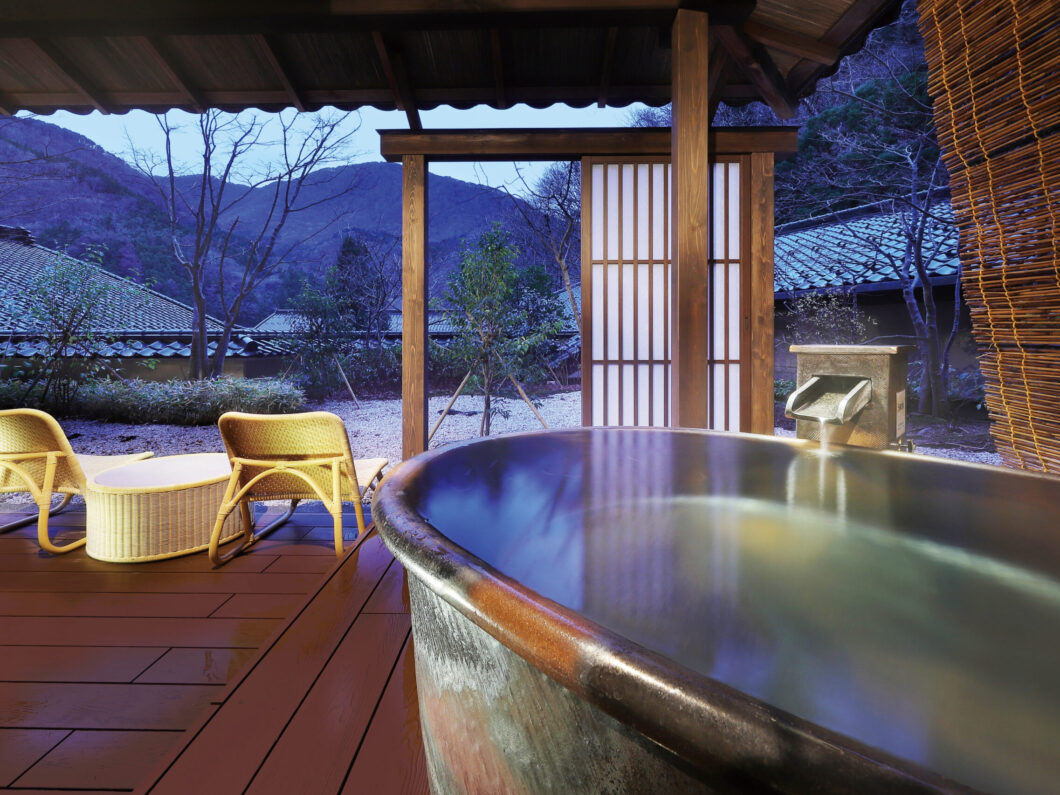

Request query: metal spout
[{"left": 785, "top": 375, "right": 872, "bottom": 425}]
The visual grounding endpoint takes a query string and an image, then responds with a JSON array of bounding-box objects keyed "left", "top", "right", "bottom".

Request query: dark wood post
[
  {"left": 670, "top": 7, "right": 711, "bottom": 428},
  {"left": 401, "top": 154, "right": 428, "bottom": 459}
]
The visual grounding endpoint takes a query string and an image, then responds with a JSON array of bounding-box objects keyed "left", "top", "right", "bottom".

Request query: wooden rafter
[
  {"left": 742, "top": 20, "right": 839, "bottom": 65},
  {"left": 597, "top": 26, "right": 618, "bottom": 108},
  {"left": 140, "top": 37, "right": 204, "bottom": 112},
  {"left": 26, "top": 38, "right": 108, "bottom": 113},
  {"left": 255, "top": 34, "right": 306, "bottom": 112},
  {"left": 490, "top": 29, "right": 507, "bottom": 109},
  {"left": 715, "top": 25, "right": 797, "bottom": 119},
  {"left": 372, "top": 32, "right": 421, "bottom": 131}
]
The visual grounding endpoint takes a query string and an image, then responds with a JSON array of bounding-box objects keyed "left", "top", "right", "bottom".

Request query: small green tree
[
  {"left": 291, "top": 234, "right": 400, "bottom": 397},
  {"left": 8, "top": 246, "right": 128, "bottom": 410},
  {"left": 444, "top": 224, "right": 563, "bottom": 436}
]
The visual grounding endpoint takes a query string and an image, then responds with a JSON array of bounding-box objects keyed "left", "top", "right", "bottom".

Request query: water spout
[{"left": 786, "top": 375, "right": 872, "bottom": 429}]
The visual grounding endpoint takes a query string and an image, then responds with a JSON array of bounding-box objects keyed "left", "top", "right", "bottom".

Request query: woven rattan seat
[
  {"left": 209, "top": 411, "right": 387, "bottom": 566},
  {"left": 0, "top": 408, "right": 153, "bottom": 553}
]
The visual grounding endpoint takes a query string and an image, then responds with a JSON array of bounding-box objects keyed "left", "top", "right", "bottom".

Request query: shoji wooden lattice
[
  {"left": 582, "top": 155, "right": 771, "bottom": 431},
  {"left": 919, "top": 0, "right": 1060, "bottom": 472}
]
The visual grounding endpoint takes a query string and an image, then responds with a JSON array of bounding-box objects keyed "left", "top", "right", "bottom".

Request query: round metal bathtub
[{"left": 372, "top": 428, "right": 1060, "bottom": 794}]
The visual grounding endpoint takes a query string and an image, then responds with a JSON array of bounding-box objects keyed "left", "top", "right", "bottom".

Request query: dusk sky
[{"left": 34, "top": 102, "right": 640, "bottom": 194}]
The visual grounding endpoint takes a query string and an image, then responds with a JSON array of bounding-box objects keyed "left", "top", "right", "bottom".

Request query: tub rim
[{"left": 372, "top": 425, "right": 1046, "bottom": 794}]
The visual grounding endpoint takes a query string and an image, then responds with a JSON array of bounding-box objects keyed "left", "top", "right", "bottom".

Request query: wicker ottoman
[{"left": 86, "top": 452, "right": 242, "bottom": 563}]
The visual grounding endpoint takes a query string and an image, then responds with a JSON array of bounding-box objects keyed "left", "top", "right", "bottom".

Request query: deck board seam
[
  {"left": 337, "top": 627, "right": 414, "bottom": 792},
  {"left": 135, "top": 531, "right": 379, "bottom": 792}
]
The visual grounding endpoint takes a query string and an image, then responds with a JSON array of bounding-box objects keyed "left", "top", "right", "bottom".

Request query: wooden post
[
  {"left": 670, "top": 8, "right": 711, "bottom": 428},
  {"left": 748, "top": 151, "right": 776, "bottom": 435},
  {"left": 401, "top": 154, "right": 428, "bottom": 459}
]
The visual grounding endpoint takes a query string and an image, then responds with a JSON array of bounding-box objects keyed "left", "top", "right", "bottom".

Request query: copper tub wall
[{"left": 372, "top": 428, "right": 1060, "bottom": 795}]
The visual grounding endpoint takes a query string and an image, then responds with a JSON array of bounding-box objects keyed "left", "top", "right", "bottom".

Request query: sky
[{"left": 33, "top": 102, "right": 640, "bottom": 195}]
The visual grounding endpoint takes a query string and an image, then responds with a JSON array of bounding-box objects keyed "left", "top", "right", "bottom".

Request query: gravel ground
[{"left": 1, "top": 393, "right": 1002, "bottom": 505}]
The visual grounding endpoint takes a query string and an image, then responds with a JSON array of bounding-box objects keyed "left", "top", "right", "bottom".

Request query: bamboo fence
[{"left": 919, "top": 0, "right": 1060, "bottom": 473}]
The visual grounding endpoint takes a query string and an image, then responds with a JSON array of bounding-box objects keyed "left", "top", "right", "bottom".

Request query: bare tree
[
  {"left": 128, "top": 110, "right": 358, "bottom": 378},
  {"left": 503, "top": 162, "right": 582, "bottom": 334}
]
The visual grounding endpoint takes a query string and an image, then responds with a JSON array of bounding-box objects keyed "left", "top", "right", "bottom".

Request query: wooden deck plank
[
  {"left": 247, "top": 614, "right": 411, "bottom": 793},
  {"left": 343, "top": 637, "right": 428, "bottom": 795},
  {"left": 0, "top": 682, "right": 219, "bottom": 730},
  {"left": 0, "top": 616, "right": 281, "bottom": 648},
  {"left": 260, "top": 554, "right": 341, "bottom": 574},
  {"left": 209, "top": 593, "right": 305, "bottom": 619},
  {"left": 0, "top": 729, "right": 69, "bottom": 787},
  {"left": 143, "top": 534, "right": 395, "bottom": 793},
  {"left": 246, "top": 539, "right": 335, "bottom": 556},
  {"left": 0, "top": 552, "right": 278, "bottom": 573},
  {"left": 0, "top": 592, "right": 231, "bottom": 618},
  {"left": 0, "top": 571, "right": 323, "bottom": 594},
  {"left": 13, "top": 730, "right": 183, "bottom": 791},
  {"left": 362, "top": 559, "right": 410, "bottom": 614},
  {"left": 0, "top": 647, "right": 166, "bottom": 683},
  {"left": 134, "top": 648, "right": 258, "bottom": 685}
]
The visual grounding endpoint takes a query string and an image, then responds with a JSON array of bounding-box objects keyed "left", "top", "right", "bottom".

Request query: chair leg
[
  {"left": 251, "top": 499, "right": 300, "bottom": 540},
  {"left": 0, "top": 493, "right": 72, "bottom": 533},
  {"left": 36, "top": 457, "right": 84, "bottom": 554},
  {"left": 331, "top": 507, "right": 344, "bottom": 557}
]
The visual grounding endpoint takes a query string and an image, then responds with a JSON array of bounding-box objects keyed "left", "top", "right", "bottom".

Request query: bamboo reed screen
[
  {"left": 582, "top": 157, "right": 749, "bottom": 430},
  {"left": 919, "top": 0, "right": 1060, "bottom": 473}
]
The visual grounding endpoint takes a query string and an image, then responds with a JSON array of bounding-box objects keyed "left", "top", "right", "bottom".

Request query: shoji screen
[
  {"left": 582, "top": 155, "right": 750, "bottom": 430},
  {"left": 708, "top": 157, "right": 748, "bottom": 432},
  {"left": 581, "top": 159, "right": 672, "bottom": 427}
]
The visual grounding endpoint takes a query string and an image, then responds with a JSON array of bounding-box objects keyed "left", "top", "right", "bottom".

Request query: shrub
[
  {"left": 73, "top": 377, "right": 305, "bottom": 425},
  {"left": 774, "top": 378, "right": 797, "bottom": 402}
]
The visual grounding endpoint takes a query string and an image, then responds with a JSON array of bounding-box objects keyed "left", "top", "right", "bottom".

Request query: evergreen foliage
[{"left": 443, "top": 224, "right": 563, "bottom": 435}]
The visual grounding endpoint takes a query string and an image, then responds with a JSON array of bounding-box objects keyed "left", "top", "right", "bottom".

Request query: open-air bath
[{"left": 374, "top": 427, "right": 1060, "bottom": 794}]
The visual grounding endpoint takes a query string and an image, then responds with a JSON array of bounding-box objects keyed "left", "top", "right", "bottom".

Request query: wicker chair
[
  {"left": 0, "top": 408, "right": 153, "bottom": 553},
  {"left": 209, "top": 411, "right": 388, "bottom": 566}
]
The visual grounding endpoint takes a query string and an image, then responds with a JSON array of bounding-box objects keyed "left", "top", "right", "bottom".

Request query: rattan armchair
[
  {"left": 209, "top": 411, "right": 387, "bottom": 566},
  {"left": 0, "top": 408, "right": 153, "bottom": 553}
]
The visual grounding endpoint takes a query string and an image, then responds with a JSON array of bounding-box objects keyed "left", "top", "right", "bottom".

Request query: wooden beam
[
  {"left": 140, "top": 37, "right": 205, "bottom": 112},
  {"left": 788, "top": 0, "right": 898, "bottom": 96},
  {"left": 597, "top": 26, "right": 618, "bottom": 108},
  {"left": 401, "top": 154, "right": 428, "bottom": 459},
  {"left": 254, "top": 34, "right": 306, "bottom": 112},
  {"left": 0, "top": 2, "right": 755, "bottom": 36},
  {"left": 742, "top": 20, "right": 839, "bottom": 66},
  {"left": 490, "top": 29, "right": 507, "bottom": 109},
  {"left": 26, "top": 38, "right": 108, "bottom": 113},
  {"left": 748, "top": 151, "right": 776, "bottom": 435},
  {"left": 379, "top": 127, "right": 799, "bottom": 162},
  {"left": 715, "top": 25, "right": 797, "bottom": 120},
  {"left": 670, "top": 7, "right": 711, "bottom": 429},
  {"left": 372, "top": 32, "right": 421, "bottom": 131}
]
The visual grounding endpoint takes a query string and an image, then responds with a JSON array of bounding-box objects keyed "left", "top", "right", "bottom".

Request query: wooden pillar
[
  {"left": 670, "top": 8, "right": 711, "bottom": 428},
  {"left": 748, "top": 151, "right": 775, "bottom": 435},
  {"left": 401, "top": 154, "right": 428, "bottom": 459}
]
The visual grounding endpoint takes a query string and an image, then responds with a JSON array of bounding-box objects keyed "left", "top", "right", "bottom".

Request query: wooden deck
[{"left": 0, "top": 503, "right": 427, "bottom": 794}]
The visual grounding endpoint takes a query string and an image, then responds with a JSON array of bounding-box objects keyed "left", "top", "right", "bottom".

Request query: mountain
[{"left": 0, "top": 116, "right": 535, "bottom": 323}]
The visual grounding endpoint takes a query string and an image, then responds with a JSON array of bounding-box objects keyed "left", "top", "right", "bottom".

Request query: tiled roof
[
  {"left": 0, "top": 227, "right": 286, "bottom": 359},
  {"left": 774, "top": 199, "right": 959, "bottom": 296},
  {"left": 1, "top": 333, "right": 292, "bottom": 361},
  {"left": 256, "top": 300, "right": 580, "bottom": 338},
  {"left": 0, "top": 230, "right": 225, "bottom": 334}
]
